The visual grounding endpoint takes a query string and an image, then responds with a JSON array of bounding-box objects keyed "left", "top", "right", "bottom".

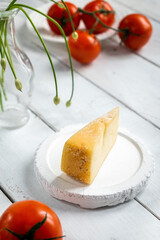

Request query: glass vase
[{"left": 0, "top": 3, "right": 34, "bottom": 128}]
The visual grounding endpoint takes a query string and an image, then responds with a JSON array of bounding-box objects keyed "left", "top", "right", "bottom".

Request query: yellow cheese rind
[{"left": 61, "top": 107, "right": 119, "bottom": 184}]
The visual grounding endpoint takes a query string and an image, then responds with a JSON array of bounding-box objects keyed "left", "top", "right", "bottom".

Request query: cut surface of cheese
[{"left": 61, "top": 107, "right": 119, "bottom": 184}]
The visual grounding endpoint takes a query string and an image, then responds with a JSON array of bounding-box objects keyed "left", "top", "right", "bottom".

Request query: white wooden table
[{"left": 0, "top": 0, "right": 160, "bottom": 239}]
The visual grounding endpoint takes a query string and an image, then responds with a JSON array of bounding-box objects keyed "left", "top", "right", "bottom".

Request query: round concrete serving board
[{"left": 34, "top": 125, "right": 154, "bottom": 209}]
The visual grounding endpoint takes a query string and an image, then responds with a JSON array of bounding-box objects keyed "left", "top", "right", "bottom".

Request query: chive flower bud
[
  {"left": 72, "top": 31, "right": 78, "bottom": 40},
  {"left": 66, "top": 100, "right": 71, "bottom": 107},
  {"left": 53, "top": 96, "right": 60, "bottom": 105},
  {"left": 1, "top": 58, "right": 7, "bottom": 71},
  {"left": 57, "top": 3, "right": 65, "bottom": 8},
  {"left": 15, "top": 79, "right": 22, "bottom": 92}
]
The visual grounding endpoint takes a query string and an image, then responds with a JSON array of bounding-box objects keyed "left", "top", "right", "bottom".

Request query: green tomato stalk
[{"left": 5, "top": 213, "right": 66, "bottom": 240}]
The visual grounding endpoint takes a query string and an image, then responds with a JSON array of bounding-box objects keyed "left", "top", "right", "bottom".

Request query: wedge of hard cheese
[{"left": 61, "top": 107, "right": 119, "bottom": 184}]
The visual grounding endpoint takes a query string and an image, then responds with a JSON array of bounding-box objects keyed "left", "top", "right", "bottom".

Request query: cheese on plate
[{"left": 61, "top": 107, "right": 119, "bottom": 184}]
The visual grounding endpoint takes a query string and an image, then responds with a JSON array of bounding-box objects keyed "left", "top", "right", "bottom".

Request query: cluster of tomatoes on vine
[{"left": 47, "top": 0, "right": 152, "bottom": 64}]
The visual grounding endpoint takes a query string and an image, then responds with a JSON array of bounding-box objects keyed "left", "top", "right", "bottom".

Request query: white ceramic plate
[
  {"left": 26, "top": 2, "right": 120, "bottom": 43},
  {"left": 34, "top": 124, "right": 154, "bottom": 209}
]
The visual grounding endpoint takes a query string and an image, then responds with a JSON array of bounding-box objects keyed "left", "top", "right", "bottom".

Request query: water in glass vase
[{"left": 0, "top": 3, "right": 34, "bottom": 128}]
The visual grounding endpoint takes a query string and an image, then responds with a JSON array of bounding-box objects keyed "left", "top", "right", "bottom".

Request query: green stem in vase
[
  {"left": 0, "top": 32, "right": 17, "bottom": 80},
  {"left": 0, "top": 90, "right": 4, "bottom": 111},
  {"left": 0, "top": 32, "right": 22, "bottom": 93},
  {"left": 4, "top": 20, "right": 23, "bottom": 92},
  {"left": 0, "top": 70, "right": 7, "bottom": 101},
  {"left": 0, "top": 21, "right": 6, "bottom": 71},
  {"left": 4, "top": 20, "right": 13, "bottom": 67},
  {"left": 10, "top": 3, "right": 75, "bottom": 105},
  {"left": 0, "top": 19, "right": 16, "bottom": 109},
  {"left": 0, "top": 20, "right": 10, "bottom": 111},
  {"left": 0, "top": 56, "right": 7, "bottom": 100}
]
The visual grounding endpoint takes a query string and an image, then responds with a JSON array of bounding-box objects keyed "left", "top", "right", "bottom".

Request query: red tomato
[
  {"left": 0, "top": 200, "right": 63, "bottom": 240},
  {"left": 81, "top": 0, "right": 115, "bottom": 34},
  {"left": 47, "top": 2, "right": 80, "bottom": 36},
  {"left": 68, "top": 30, "right": 101, "bottom": 64},
  {"left": 118, "top": 14, "right": 152, "bottom": 50}
]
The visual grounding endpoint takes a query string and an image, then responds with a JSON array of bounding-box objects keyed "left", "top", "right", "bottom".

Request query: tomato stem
[
  {"left": 43, "top": 236, "right": 66, "bottom": 240},
  {"left": 78, "top": 8, "right": 123, "bottom": 33},
  {"left": 78, "top": 8, "right": 115, "bottom": 15},
  {"left": 78, "top": 7, "right": 142, "bottom": 39},
  {"left": 5, "top": 228, "right": 23, "bottom": 239},
  {"left": 89, "top": 19, "right": 99, "bottom": 35},
  {"left": 5, "top": 213, "right": 65, "bottom": 240},
  {"left": 119, "top": 27, "right": 141, "bottom": 45}
]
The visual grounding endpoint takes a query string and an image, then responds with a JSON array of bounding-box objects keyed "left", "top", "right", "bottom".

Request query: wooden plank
[
  {"left": 0, "top": 191, "right": 12, "bottom": 216},
  {"left": 24, "top": 41, "right": 160, "bottom": 129},
  {"left": 0, "top": 112, "right": 54, "bottom": 200},
  {"left": 0, "top": 114, "right": 160, "bottom": 240},
  {"left": 114, "top": 0, "right": 160, "bottom": 22}
]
